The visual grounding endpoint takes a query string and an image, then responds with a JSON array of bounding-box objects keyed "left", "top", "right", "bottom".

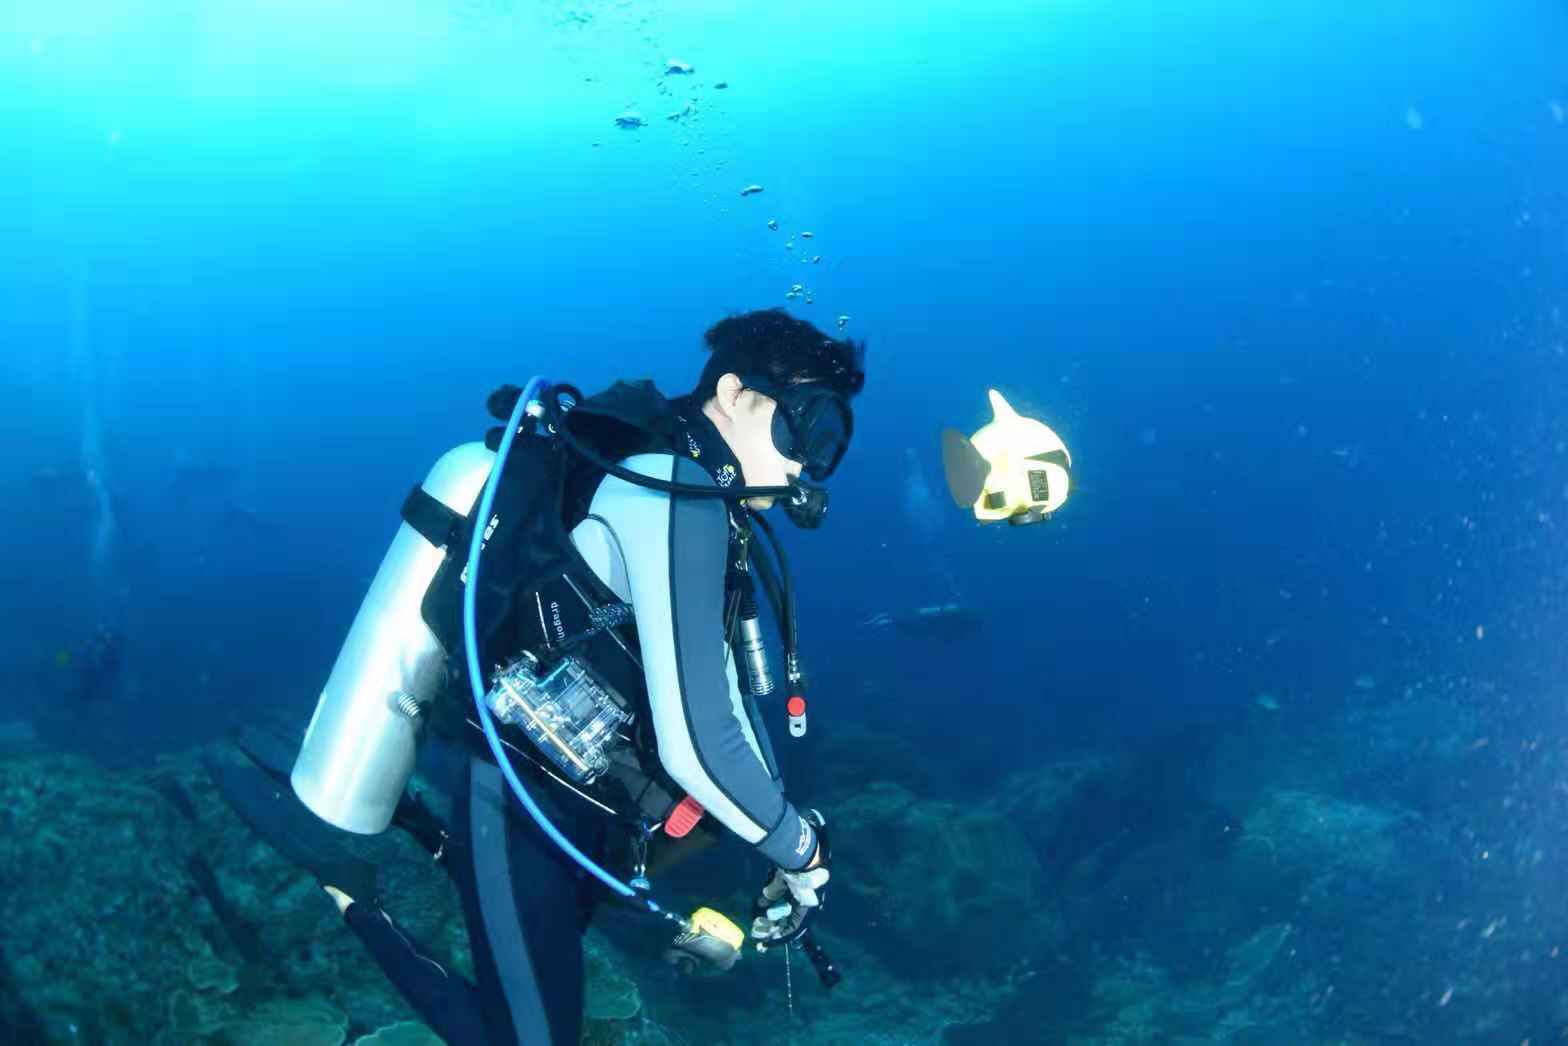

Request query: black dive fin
[
  {"left": 234, "top": 725, "right": 449, "bottom": 861},
  {"left": 235, "top": 725, "right": 298, "bottom": 784},
  {"left": 206, "top": 758, "right": 379, "bottom": 904}
]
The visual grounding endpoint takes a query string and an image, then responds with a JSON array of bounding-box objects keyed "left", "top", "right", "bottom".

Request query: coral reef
[
  {"left": 1238, "top": 787, "right": 1415, "bottom": 907},
  {"left": 1, "top": 671, "right": 1561, "bottom": 1044},
  {"left": 830, "top": 779, "right": 1057, "bottom": 977},
  {"left": 0, "top": 748, "right": 654, "bottom": 1045}
]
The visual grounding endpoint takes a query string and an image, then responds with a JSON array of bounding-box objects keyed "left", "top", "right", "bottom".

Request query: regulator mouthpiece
[{"left": 782, "top": 480, "right": 828, "bottom": 529}]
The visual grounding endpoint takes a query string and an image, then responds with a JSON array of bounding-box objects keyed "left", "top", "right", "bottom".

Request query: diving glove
[
  {"left": 750, "top": 864, "right": 830, "bottom": 943},
  {"left": 750, "top": 811, "right": 831, "bottom": 944}
]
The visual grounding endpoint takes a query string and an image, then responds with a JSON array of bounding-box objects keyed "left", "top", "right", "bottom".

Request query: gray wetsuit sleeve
[{"left": 583, "top": 454, "right": 817, "bottom": 870}]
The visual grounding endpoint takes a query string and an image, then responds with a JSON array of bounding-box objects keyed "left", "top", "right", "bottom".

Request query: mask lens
[
  {"left": 750, "top": 378, "right": 853, "bottom": 480},
  {"left": 791, "top": 395, "right": 851, "bottom": 479},
  {"left": 770, "top": 409, "right": 799, "bottom": 466}
]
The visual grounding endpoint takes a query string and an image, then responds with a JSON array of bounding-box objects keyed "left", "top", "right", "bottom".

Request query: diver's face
[{"left": 704, "top": 373, "right": 802, "bottom": 509}]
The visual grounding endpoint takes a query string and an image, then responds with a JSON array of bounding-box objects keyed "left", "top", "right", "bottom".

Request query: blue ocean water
[{"left": 3, "top": 1, "right": 1567, "bottom": 1042}]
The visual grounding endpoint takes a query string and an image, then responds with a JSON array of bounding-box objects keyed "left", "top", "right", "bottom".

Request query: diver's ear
[{"left": 710, "top": 373, "right": 745, "bottom": 419}]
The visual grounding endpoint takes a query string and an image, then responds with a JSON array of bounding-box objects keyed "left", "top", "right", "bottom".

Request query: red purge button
[
  {"left": 786, "top": 696, "right": 807, "bottom": 717},
  {"left": 664, "top": 796, "right": 705, "bottom": 838}
]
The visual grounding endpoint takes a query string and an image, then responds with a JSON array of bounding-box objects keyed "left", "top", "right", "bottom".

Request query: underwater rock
[
  {"left": 185, "top": 954, "right": 239, "bottom": 995},
  {"left": 583, "top": 930, "right": 641, "bottom": 1021},
  {"left": 223, "top": 995, "right": 348, "bottom": 1046},
  {"left": 166, "top": 987, "right": 234, "bottom": 1040},
  {"left": 1074, "top": 923, "right": 1301, "bottom": 1043},
  {"left": 350, "top": 1020, "right": 444, "bottom": 1046},
  {"left": 1196, "top": 805, "right": 1245, "bottom": 859},
  {"left": 831, "top": 780, "right": 1053, "bottom": 976},
  {"left": 0, "top": 746, "right": 657, "bottom": 1044},
  {"left": 807, "top": 728, "right": 941, "bottom": 803},
  {"left": 1240, "top": 787, "right": 1413, "bottom": 888},
  {"left": 985, "top": 757, "right": 1112, "bottom": 863},
  {"left": 0, "top": 753, "right": 215, "bottom": 1042}
]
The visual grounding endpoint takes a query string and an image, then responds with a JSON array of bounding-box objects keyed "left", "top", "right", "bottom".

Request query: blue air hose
[{"left": 462, "top": 376, "right": 665, "bottom": 916}]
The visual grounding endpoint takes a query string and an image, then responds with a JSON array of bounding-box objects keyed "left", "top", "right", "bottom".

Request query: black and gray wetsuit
[{"left": 570, "top": 451, "right": 818, "bottom": 871}]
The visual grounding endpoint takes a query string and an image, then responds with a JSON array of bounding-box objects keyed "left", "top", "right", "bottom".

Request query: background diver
[
  {"left": 216, "top": 309, "right": 864, "bottom": 1046},
  {"left": 75, "top": 621, "right": 123, "bottom": 704},
  {"left": 862, "top": 603, "right": 982, "bottom": 640}
]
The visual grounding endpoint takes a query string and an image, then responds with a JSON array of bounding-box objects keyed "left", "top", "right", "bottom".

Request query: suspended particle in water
[
  {"left": 767, "top": 218, "right": 778, "bottom": 230},
  {"left": 615, "top": 111, "right": 646, "bottom": 129},
  {"left": 800, "top": 231, "right": 814, "bottom": 239},
  {"left": 666, "top": 59, "right": 695, "bottom": 76},
  {"left": 804, "top": 296, "right": 813, "bottom": 304},
  {"left": 810, "top": 255, "right": 821, "bottom": 264},
  {"left": 714, "top": 81, "right": 729, "bottom": 90},
  {"left": 740, "top": 184, "right": 764, "bottom": 196},
  {"left": 1404, "top": 106, "right": 1424, "bottom": 130},
  {"left": 836, "top": 315, "right": 850, "bottom": 331},
  {"left": 785, "top": 240, "right": 794, "bottom": 250},
  {"left": 1552, "top": 100, "right": 1565, "bottom": 124}
]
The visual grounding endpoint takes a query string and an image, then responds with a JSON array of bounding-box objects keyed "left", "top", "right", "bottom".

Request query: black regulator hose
[{"left": 520, "top": 383, "right": 802, "bottom": 502}]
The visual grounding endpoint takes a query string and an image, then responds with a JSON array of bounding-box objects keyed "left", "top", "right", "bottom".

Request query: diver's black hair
[{"left": 693, "top": 308, "right": 866, "bottom": 400}]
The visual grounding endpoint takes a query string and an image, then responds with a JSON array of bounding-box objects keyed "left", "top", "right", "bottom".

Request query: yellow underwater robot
[{"left": 942, "top": 389, "right": 1072, "bottom": 525}]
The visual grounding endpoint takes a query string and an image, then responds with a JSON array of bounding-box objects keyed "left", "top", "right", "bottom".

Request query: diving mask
[{"left": 741, "top": 376, "right": 854, "bottom": 481}]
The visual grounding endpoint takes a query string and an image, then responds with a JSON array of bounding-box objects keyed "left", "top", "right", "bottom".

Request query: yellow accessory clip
[{"left": 688, "top": 907, "right": 745, "bottom": 952}]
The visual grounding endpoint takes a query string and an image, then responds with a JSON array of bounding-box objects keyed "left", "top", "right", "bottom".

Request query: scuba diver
[
  {"left": 862, "top": 603, "right": 982, "bottom": 640},
  {"left": 76, "top": 622, "right": 123, "bottom": 703},
  {"left": 216, "top": 309, "right": 861, "bottom": 1045}
]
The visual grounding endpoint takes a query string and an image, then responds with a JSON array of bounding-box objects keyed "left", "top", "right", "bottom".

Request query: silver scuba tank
[{"left": 291, "top": 441, "right": 496, "bottom": 834}]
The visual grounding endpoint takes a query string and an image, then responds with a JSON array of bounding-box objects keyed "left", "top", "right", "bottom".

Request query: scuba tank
[{"left": 291, "top": 442, "right": 495, "bottom": 834}]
